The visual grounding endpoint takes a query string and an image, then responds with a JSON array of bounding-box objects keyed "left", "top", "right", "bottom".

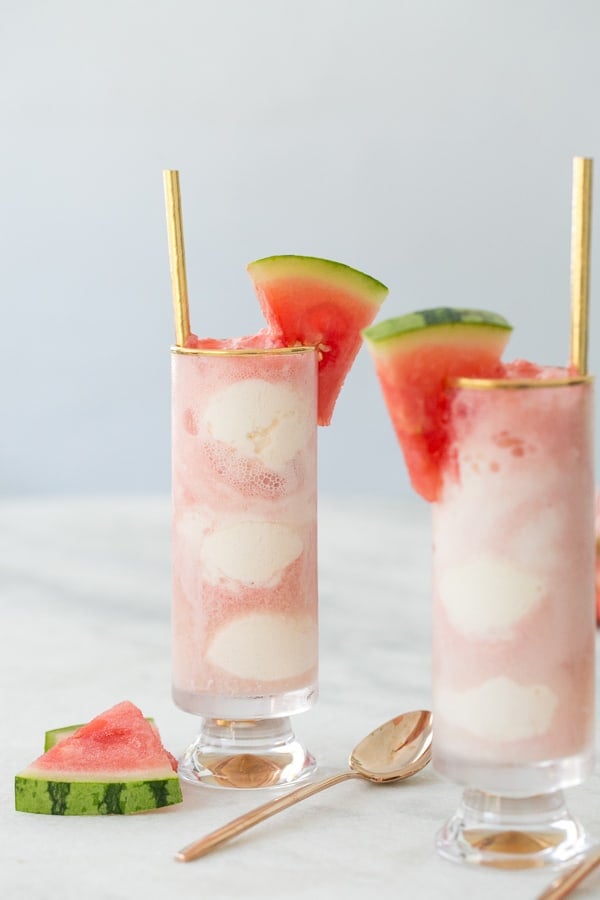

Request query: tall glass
[
  {"left": 171, "top": 345, "right": 318, "bottom": 788},
  {"left": 433, "top": 373, "right": 595, "bottom": 868}
]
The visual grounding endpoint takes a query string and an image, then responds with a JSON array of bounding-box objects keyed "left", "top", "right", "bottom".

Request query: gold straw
[
  {"left": 163, "top": 170, "right": 191, "bottom": 347},
  {"left": 569, "top": 157, "right": 593, "bottom": 375}
]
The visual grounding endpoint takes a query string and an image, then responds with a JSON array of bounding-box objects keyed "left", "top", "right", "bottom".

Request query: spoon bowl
[
  {"left": 350, "top": 710, "right": 433, "bottom": 782},
  {"left": 175, "top": 709, "right": 433, "bottom": 862}
]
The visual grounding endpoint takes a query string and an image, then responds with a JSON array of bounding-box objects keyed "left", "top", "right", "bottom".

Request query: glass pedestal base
[
  {"left": 436, "top": 789, "right": 591, "bottom": 869},
  {"left": 178, "top": 716, "right": 317, "bottom": 789}
]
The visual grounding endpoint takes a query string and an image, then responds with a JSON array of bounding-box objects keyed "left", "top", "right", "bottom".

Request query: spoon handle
[
  {"left": 175, "top": 770, "right": 359, "bottom": 861},
  {"left": 536, "top": 845, "right": 600, "bottom": 899}
]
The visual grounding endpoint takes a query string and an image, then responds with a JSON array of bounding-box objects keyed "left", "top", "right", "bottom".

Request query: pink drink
[
  {"left": 172, "top": 345, "right": 318, "bottom": 721},
  {"left": 433, "top": 370, "right": 595, "bottom": 797}
]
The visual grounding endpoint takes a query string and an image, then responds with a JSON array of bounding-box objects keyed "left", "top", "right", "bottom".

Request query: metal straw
[{"left": 163, "top": 170, "right": 191, "bottom": 347}]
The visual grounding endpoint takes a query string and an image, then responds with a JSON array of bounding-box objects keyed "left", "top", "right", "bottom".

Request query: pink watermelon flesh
[{"left": 26, "top": 701, "right": 177, "bottom": 777}]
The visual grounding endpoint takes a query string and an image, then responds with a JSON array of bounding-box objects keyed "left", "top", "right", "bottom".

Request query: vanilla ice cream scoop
[
  {"left": 201, "top": 521, "right": 303, "bottom": 587},
  {"left": 439, "top": 557, "right": 544, "bottom": 637},
  {"left": 206, "top": 612, "right": 316, "bottom": 681},
  {"left": 438, "top": 676, "right": 558, "bottom": 742},
  {"left": 203, "top": 379, "right": 311, "bottom": 471}
]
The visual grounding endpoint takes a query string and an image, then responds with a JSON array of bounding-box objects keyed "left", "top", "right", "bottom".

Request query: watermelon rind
[
  {"left": 43, "top": 726, "right": 79, "bottom": 752},
  {"left": 15, "top": 773, "right": 182, "bottom": 815},
  {"left": 362, "top": 307, "right": 512, "bottom": 345},
  {"left": 247, "top": 255, "right": 388, "bottom": 299}
]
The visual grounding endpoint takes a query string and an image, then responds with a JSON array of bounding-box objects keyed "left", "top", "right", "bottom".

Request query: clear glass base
[
  {"left": 436, "top": 789, "right": 592, "bottom": 869},
  {"left": 433, "top": 746, "right": 593, "bottom": 797},
  {"left": 172, "top": 684, "right": 317, "bottom": 720},
  {"left": 178, "top": 716, "right": 317, "bottom": 789}
]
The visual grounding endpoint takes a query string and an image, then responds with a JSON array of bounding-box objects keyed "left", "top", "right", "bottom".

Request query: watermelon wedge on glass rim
[
  {"left": 15, "top": 701, "right": 182, "bottom": 815},
  {"left": 247, "top": 255, "right": 389, "bottom": 424},
  {"left": 362, "top": 307, "right": 513, "bottom": 501}
]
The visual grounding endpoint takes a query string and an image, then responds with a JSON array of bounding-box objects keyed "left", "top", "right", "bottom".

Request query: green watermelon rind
[
  {"left": 247, "top": 255, "right": 388, "bottom": 303},
  {"left": 362, "top": 307, "right": 512, "bottom": 346},
  {"left": 15, "top": 773, "right": 182, "bottom": 815}
]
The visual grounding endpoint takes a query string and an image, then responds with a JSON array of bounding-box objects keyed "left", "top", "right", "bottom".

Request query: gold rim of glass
[
  {"left": 453, "top": 374, "right": 593, "bottom": 390},
  {"left": 171, "top": 345, "right": 316, "bottom": 357}
]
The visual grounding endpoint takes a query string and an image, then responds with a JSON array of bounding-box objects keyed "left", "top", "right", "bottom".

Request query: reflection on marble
[{"left": 1, "top": 496, "right": 599, "bottom": 899}]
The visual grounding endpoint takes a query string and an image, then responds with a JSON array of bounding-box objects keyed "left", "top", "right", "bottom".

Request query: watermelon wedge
[
  {"left": 15, "top": 701, "right": 182, "bottom": 815},
  {"left": 247, "top": 255, "right": 388, "bottom": 425},
  {"left": 362, "top": 308, "right": 512, "bottom": 502}
]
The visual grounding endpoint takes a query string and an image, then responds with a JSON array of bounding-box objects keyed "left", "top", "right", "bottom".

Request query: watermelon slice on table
[
  {"left": 15, "top": 701, "right": 182, "bottom": 815},
  {"left": 247, "top": 255, "right": 388, "bottom": 425},
  {"left": 362, "top": 308, "right": 512, "bottom": 502}
]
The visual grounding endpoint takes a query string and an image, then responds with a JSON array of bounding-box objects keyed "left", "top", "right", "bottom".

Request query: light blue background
[{"left": 2, "top": 0, "right": 599, "bottom": 497}]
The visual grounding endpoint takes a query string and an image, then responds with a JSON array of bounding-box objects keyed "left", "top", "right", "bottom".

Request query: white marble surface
[{"left": 2, "top": 496, "right": 600, "bottom": 900}]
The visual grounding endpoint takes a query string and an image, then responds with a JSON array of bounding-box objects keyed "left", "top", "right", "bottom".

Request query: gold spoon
[
  {"left": 175, "top": 709, "right": 433, "bottom": 862},
  {"left": 536, "top": 845, "right": 600, "bottom": 899}
]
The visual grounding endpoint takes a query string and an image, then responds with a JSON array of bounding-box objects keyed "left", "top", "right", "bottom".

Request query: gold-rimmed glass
[
  {"left": 433, "top": 373, "right": 595, "bottom": 868},
  {"left": 171, "top": 344, "right": 318, "bottom": 788}
]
